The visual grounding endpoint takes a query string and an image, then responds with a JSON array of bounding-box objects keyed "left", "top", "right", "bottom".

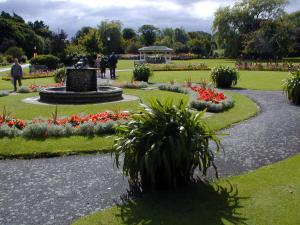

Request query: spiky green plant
[
  {"left": 113, "top": 99, "right": 221, "bottom": 191},
  {"left": 283, "top": 70, "right": 300, "bottom": 105},
  {"left": 211, "top": 66, "right": 239, "bottom": 88}
]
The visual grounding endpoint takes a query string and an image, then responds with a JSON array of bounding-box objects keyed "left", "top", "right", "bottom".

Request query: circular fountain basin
[{"left": 39, "top": 86, "right": 123, "bottom": 104}]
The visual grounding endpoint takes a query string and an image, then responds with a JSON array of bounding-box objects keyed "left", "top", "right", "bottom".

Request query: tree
[
  {"left": 50, "top": 29, "right": 68, "bottom": 60},
  {"left": 138, "top": 25, "right": 159, "bottom": 46},
  {"left": 72, "top": 26, "right": 92, "bottom": 43},
  {"left": 213, "top": 0, "right": 290, "bottom": 58},
  {"left": 122, "top": 28, "right": 136, "bottom": 40},
  {"left": 78, "top": 28, "right": 102, "bottom": 54},
  {"left": 174, "top": 28, "right": 189, "bottom": 44},
  {"left": 98, "top": 21, "right": 123, "bottom": 54}
]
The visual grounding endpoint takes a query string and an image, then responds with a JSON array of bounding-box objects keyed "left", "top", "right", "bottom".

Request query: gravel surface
[{"left": 0, "top": 90, "right": 299, "bottom": 225}]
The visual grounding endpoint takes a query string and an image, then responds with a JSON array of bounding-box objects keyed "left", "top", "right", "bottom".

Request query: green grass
[
  {"left": 72, "top": 154, "right": 300, "bottom": 225},
  {"left": 117, "top": 70, "right": 288, "bottom": 91},
  {"left": 0, "top": 90, "right": 257, "bottom": 158}
]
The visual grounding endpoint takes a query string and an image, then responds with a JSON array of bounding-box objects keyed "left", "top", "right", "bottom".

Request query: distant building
[{"left": 137, "top": 46, "right": 174, "bottom": 64}]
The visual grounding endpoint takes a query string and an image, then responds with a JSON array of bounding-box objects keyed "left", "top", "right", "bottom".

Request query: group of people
[{"left": 95, "top": 52, "right": 118, "bottom": 79}]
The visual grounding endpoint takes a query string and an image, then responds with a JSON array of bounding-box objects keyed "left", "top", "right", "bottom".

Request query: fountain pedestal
[{"left": 39, "top": 68, "right": 123, "bottom": 104}]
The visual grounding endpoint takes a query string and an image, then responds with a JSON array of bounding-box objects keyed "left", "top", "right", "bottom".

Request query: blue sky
[{"left": 1, "top": 0, "right": 299, "bottom": 37}]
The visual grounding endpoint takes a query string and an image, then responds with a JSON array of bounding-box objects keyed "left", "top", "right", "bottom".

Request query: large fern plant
[{"left": 113, "top": 99, "right": 221, "bottom": 191}]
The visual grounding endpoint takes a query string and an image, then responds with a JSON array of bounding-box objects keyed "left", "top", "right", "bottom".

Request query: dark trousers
[
  {"left": 110, "top": 67, "right": 116, "bottom": 79},
  {"left": 13, "top": 77, "right": 22, "bottom": 91},
  {"left": 100, "top": 68, "right": 106, "bottom": 78}
]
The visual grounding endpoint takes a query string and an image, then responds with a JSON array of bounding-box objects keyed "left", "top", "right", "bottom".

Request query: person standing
[
  {"left": 108, "top": 52, "right": 118, "bottom": 79},
  {"left": 94, "top": 54, "right": 101, "bottom": 78},
  {"left": 100, "top": 56, "right": 107, "bottom": 79},
  {"left": 10, "top": 58, "right": 23, "bottom": 92}
]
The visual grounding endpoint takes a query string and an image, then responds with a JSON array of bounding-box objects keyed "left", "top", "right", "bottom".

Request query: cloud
[{"left": 0, "top": 0, "right": 299, "bottom": 38}]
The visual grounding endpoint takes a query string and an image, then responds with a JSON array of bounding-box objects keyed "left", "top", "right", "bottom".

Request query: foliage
[
  {"left": 4, "top": 46, "right": 25, "bottom": 61},
  {"left": 132, "top": 64, "right": 152, "bottom": 82},
  {"left": 30, "top": 54, "right": 59, "bottom": 70},
  {"left": 17, "top": 86, "right": 30, "bottom": 93},
  {"left": 113, "top": 99, "right": 221, "bottom": 191},
  {"left": 158, "top": 84, "right": 187, "bottom": 94},
  {"left": 120, "top": 81, "right": 148, "bottom": 89},
  {"left": 213, "top": 0, "right": 292, "bottom": 58},
  {"left": 2, "top": 72, "right": 54, "bottom": 81},
  {"left": 149, "top": 63, "right": 210, "bottom": 71},
  {"left": 283, "top": 69, "right": 300, "bottom": 105},
  {"left": 53, "top": 67, "right": 66, "bottom": 83},
  {"left": 98, "top": 21, "right": 123, "bottom": 54},
  {"left": 211, "top": 66, "right": 239, "bottom": 88},
  {"left": 138, "top": 25, "right": 159, "bottom": 46},
  {"left": 0, "top": 91, "right": 9, "bottom": 97}
]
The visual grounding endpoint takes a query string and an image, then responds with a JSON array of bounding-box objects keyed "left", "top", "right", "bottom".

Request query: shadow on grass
[{"left": 117, "top": 182, "right": 248, "bottom": 225}]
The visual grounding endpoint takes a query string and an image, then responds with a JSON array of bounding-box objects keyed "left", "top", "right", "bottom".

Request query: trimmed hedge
[{"left": 30, "top": 54, "right": 59, "bottom": 70}]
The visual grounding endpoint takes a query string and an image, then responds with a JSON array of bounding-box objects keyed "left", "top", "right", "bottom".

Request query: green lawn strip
[
  {"left": 72, "top": 154, "right": 300, "bottom": 225},
  {"left": 0, "top": 90, "right": 257, "bottom": 159},
  {"left": 0, "top": 76, "right": 53, "bottom": 91},
  {"left": 0, "top": 136, "right": 114, "bottom": 159},
  {"left": 117, "top": 70, "right": 288, "bottom": 91}
]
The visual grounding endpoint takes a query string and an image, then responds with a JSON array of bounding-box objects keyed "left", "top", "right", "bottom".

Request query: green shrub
[
  {"left": 133, "top": 64, "right": 152, "bottom": 82},
  {"left": 30, "top": 54, "right": 60, "bottom": 70},
  {"left": 0, "top": 125, "right": 21, "bottom": 138},
  {"left": 158, "top": 84, "right": 187, "bottom": 94},
  {"left": 5, "top": 46, "right": 24, "bottom": 61},
  {"left": 77, "top": 122, "right": 95, "bottom": 136},
  {"left": 190, "top": 97, "right": 234, "bottom": 112},
  {"left": 94, "top": 122, "right": 115, "bottom": 135},
  {"left": 22, "top": 123, "right": 48, "bottom": 139},
  {"left": 113, "top": 99, "right": 221, "bottom": 191},
  {"left": 17, "top": 86, "right": 30, "bottom": 93},
  {"left": 211, "top": 66, "right": 239, "bottom": 88},
  {"left": 0, "top": 91, "right": 9, "bottom": 97},
  {"left": 283, "top": 70, "right": 300, "bottom": 105},
  {"left": 54, "top": 67, "right": 66, "bottom": 83},
  {"left": 47, "top": 124, "right": 66, "bottom": 137},
  {"left": 120, "top": 81, "right": 148, "bottom": 89}
]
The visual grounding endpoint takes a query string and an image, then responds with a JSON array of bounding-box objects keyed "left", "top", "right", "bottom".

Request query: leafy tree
[
  {"left": 174, "top": 28, "right": 189, "bottom": 44},
  {"left": 122, "top": 28, "right": 136, "bottom": 40},
  {"left": 50, "top": 29, "right": 68, "bottom": 60},
  {"left": 5, "top": 46, "right": 24, "bottom": 60},
  {"left": 138, "top": 24, "right": 159, "bottom": 46},
  {"left": 78, "top": 28, "right": 102, "bottom": 55},
  {"left": 98, "top": 21, "right": 123, "bottom": 54},
  {"left": 72, "top": 26, "right": 92, "bottom": 44},
  {"left": 213, "top": 0, "right": 290, "bottom": 58}
]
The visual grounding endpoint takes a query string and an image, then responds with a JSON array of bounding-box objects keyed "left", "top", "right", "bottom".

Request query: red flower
[{"left": 7, "top": 121, "right": 15, "bottom": 127}]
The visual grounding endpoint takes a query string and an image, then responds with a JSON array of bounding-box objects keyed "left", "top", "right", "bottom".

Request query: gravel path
[{"left": 0, "top": 90, "right": 300, "bottom": 225}]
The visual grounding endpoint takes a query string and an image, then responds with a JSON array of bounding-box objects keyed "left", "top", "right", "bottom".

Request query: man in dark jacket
[
  {"left": 10, "top": 58, "right": 23, "bottom": 92},
  {"left": 108, "top": 52, "right": 118, "bottom": 79}
]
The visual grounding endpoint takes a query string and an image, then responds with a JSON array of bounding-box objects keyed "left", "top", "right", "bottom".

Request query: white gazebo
[{"left": 138, "top": 46, "right": 174, "bottom": 64}]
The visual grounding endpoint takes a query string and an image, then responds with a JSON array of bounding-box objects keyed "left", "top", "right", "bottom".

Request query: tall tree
[
  {"left": 138, "top": 24, "right": 159, "bottom": 46},
  {"left": 213, "top": 0, "right": 290, "bottom": 58},
  {"left": 98, "top": 21, "right": 123, "bottom": 54}
]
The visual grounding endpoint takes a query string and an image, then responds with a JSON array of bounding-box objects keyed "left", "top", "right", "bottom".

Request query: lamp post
[{"left": 33, "top": 46, "right": 37, "bottom": 58}]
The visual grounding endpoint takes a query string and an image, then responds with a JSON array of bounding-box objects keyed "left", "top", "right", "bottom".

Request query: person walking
[
  {"left": 10, "top": 58, "right": 23, "bottom": 92},
  {"left": 108, "top": 52, "right": 118, "bottom": 79}
]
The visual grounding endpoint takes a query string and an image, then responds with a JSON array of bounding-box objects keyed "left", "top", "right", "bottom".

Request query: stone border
[{"left": 21, "top": 94, "right": 139, "bottom": 106}]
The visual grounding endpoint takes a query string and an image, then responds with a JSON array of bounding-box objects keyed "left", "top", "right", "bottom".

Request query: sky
[{"left": 0, "top": 0, "right": 300, "bottom": 38}]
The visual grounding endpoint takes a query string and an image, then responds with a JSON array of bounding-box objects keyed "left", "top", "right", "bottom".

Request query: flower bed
[
  {"left": 148, "top": 63, "right": 210, "bottom": 71},
  {"left": 189, "top": 86, "right": 234, "bottom": 112},
  {"left": 1, "top": 71, "right": 54, "bottom": 81},
  {"left": 158, "top": 84, "right": 234, "bottom": 112},
  {"left": 235, "top": 61, "right": 300, "bottom": 72},
  {"left": 0, "top": 111, "right": 130, "bottom": 138},
  {"left": 29, "top": 83, "right": 64, "bottom": 92}
]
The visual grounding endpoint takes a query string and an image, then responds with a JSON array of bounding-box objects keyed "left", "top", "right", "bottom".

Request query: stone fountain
[{"left": 39, "top": 59, "right": 123, "bottom": 104}]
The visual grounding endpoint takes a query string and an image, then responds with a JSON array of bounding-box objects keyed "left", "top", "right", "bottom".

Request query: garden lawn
[
  {"left": 72, "top": 154, "right": 300, "bottom": 225},
  {"left": 0, "top": 90, "right": 257, "bottom": 158},
  {"left": 0, "top": 77, "right": 53, "bottom": 91},
  {"left": 117, "top": 70, "right": 288, "bottom": 90}
]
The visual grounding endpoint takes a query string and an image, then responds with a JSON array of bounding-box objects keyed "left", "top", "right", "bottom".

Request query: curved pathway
[{"left": 1, "top": 90, "right": 300, "bottom": 225}]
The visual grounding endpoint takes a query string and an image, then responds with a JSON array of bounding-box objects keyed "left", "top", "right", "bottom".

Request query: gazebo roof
[{"left": 138, "top": 46, "right": 174, "bottom": 53}]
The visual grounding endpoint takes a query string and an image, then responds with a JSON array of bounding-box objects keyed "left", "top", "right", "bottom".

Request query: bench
[{"left": 29, "top": 65, "right": 48, "bottom": 73}]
